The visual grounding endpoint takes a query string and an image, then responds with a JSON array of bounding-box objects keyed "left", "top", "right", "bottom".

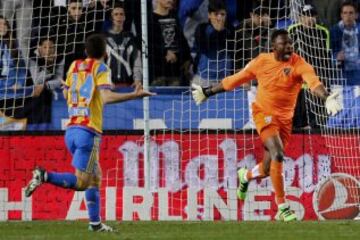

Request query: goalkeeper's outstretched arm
[
  {"left": 299, "top": 62, "right": 342, "bottom": 116},
  {"left": 191, "top": 83, "right": 226, "bottom": 105},
  {"left": 192, "top": 66, "right": 255, "bottom": 105}
]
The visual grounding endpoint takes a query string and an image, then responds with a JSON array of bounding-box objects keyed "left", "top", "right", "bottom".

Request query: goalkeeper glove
[
  {"left": 325, "top": 92, "right": 342, "bottom": 116},
  {"left": 192, "top": 84, "right": 214, "bottom": 105}
]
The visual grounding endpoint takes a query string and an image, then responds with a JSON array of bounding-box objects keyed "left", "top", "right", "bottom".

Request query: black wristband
[{"left": 203, "top": 87, "right": 215, "bottom": 97}]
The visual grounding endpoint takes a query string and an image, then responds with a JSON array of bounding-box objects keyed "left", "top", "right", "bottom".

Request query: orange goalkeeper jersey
[{"left": 222, "top": 53, "right": 322, "bottom": 121}]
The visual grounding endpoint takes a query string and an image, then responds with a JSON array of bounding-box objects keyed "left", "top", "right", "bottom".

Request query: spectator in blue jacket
[
  {"left": 192, "top": 0, "right": 234, "bottom": 86},
  {"left": 0, "top": 15, "right": 42, "bottom": 119},
  {"left": 0, "top": 16, "right": 27, "bottom": 97},
  {"left": 331, "top": 1, "right": 360, "bottom": 85},
  {"left": 178, "top": 0, "right": 237, "bottom": 51},
  {"left": 0, "top": 0, "right": 34, "bottom": 62}
]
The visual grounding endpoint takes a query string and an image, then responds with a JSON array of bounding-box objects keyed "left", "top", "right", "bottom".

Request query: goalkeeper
[
  {"left": 25, "top": 34, "right": 155, "bottom": 232},
  {"left": 192, "top": 29, "right": 342, "bottom": 222}
]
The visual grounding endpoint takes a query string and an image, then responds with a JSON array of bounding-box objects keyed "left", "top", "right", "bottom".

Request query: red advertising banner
[{"left": 0, "top": 133, "right": 359, "bottom": 221}]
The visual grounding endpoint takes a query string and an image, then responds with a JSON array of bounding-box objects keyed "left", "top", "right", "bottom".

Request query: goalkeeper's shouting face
[{"left": 271, "top": 30, "right": 294, "bottom": 62}]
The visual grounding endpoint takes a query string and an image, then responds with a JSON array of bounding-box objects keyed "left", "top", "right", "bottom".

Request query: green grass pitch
[{"left": 0, "top": 221, "right": 359, "bottom": 240}]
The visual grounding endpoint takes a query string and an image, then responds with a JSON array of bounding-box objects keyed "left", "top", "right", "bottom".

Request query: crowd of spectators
[
  {"left": 288, "top": 4, "right": 333, "bottom": 129},
  {"left": 0, "top": 0, "right": 359, "bottom": 128}
]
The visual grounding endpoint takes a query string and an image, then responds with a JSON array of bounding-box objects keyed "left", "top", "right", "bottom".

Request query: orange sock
[
  {"left": 270, "top": 160, "right": 285, "bottom": 205},
  {"left": 246, "top": 162, "right": 268, "bottom": 181}
]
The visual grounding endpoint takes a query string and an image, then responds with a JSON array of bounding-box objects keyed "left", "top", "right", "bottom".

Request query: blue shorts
[{"left": 65, "top": 127, "right": 101, "bottom": 174}]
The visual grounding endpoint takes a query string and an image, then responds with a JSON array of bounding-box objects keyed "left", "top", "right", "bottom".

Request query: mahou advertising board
[{"left": 0, "top": 133, "right": 359, "bottom": 221}]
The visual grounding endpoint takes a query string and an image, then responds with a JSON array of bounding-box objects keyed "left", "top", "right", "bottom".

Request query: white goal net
[
  {"left": 0, "top": 0, "right": 359, "bottom": 222},
  {"left": 148, "top": 0, "right": 360, "bottom": 221},
  {"left": 0, "top": 0, "right": 109, "bottom": 120}
]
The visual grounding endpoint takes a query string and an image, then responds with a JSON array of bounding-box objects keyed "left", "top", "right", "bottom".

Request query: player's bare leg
[
  {"left": 237, "top": 150, "right": 270, "bottom": 200},
  {"left": 264, "top": 135, "right": 297, "bottom": 222}
]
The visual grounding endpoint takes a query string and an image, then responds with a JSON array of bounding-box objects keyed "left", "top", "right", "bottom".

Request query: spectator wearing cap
[
  {"left": 288, "top": 4, "right": 333, "bottom": 129},
  {"left": 191, "top": 0, "right": 234, "bottom": 86},
  {"left": 330, "top": 1, "right": 360, "bottom": 86},
  {"left": 288, "top": 4, "right": 331, "bottom": 77}
]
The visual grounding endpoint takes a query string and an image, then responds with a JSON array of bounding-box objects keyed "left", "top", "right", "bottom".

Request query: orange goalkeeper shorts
[{"left": 252, "top": 103, "right": 292, "bottom": 149}]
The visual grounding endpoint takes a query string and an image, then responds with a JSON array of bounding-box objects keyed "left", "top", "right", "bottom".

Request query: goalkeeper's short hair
[{"left": 271, "top": 29, "right": 289, "bottom": 43}]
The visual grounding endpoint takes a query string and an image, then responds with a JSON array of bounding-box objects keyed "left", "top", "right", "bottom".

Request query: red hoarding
[{"left": 0, "top": 133, "right": 359, "bottom": 221}]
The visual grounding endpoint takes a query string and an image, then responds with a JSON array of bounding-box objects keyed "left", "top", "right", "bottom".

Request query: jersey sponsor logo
[{"left": 283, "top": 67, "right": 291, "bottom": 76}]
